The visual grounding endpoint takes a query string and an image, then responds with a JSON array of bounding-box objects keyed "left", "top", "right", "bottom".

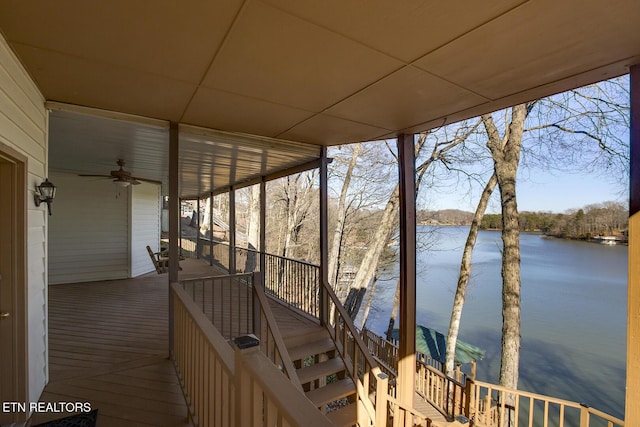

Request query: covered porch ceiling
[
  {"left": 47, "top": 106, "right": 320, "bottom": 198},
  {"left": 1, "top": 0, "right": 638, "bottom": 195}
]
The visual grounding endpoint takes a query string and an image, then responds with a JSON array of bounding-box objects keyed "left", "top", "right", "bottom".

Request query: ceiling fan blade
[
  {"left": 132, "top": 176, "right": 162, "bottom": 185},
  {"left": 78, "top": 174, "right": 112, "bottom": 178},
  {"left": 79, "top": 160, "right": 160, "bottom": 186}
]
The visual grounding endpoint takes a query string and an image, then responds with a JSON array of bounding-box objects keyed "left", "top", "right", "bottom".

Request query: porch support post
[
  {"left": 179, "top": 197, "right": 183, "bottom": 258},
  {"left": 397, "top": 134, "right": 416, "bottom": 408},
  {"left": 319, "top": 146, "right": 329, "bottom": 325},
  {"left": 168, "top": 122, "right": 180, "bottom": 357},
  {"left": 260, "top": 178, "right": 266, "bottom": 289},
  {"left": 626, "top": 64, "right": 640, "bottom": 425},
  {"left": 196, "top": 197, "right": 200, "bottom": 258},
  {"left": 209, "top": 191, "right": 214, "bottom": 266},
  {"left": 229, "top": 187, "right": 236, "bottom": 274}
]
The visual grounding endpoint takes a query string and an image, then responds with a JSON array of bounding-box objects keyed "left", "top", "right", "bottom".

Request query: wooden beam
[
  {"left": 626, "top": 64, "right": 640, "bottom": 425},
  {"left": 229, "top": 187, "right": 236, "bottom": 274},
  {"left": 397, "top": 133, "right": 416, "bottom": 408},
  {"left": 319, "top": 146, "right": 329, "bottom": 325},
  {"left": 168, "top": 121, "right": 179, "bottom": 356}
]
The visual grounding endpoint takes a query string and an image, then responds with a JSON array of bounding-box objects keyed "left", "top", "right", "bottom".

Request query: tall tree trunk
[
  {"left": 247, "top": 185, "right": 260, "bottom": 250},
  {"left": 386, "top": 278, "right": 401, "bottom": 340},
  {"left": 343, "top": 186, "right": 399, "bottom": 318},
  {"left": 200, "top": 196, "right": 211, "bottom": 235},
  {"left": 482, "top": 103, "right": 531, "bottom": 402},
  {"left": 445, "top": 173, "right": 498, "bottom": 376},
  {"left": 357, "top": 275, "right": 378, "bottom": 329},
  {"left": 329, "top": 143, "right": 362, "bottom": 288}
]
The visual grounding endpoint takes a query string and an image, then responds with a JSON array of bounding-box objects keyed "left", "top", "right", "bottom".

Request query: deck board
[{"left": 31, "top": 273, "right": 192, "bottom": 427}]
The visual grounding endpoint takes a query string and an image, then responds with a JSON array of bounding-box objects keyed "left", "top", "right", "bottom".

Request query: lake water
[{"left": 360, "top": 226, "right": 627, "bottom": 420}]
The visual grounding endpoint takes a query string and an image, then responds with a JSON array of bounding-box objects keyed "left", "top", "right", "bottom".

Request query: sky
[{"left": 425, "top": 167, "right": 628, "bottom": 214}]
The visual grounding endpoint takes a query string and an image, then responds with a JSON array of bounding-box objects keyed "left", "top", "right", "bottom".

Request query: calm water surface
[{"left": 362, "top": 226, "right": 627, "bottom": 419}]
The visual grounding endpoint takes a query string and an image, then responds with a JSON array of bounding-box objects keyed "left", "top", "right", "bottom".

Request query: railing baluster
[{"left": 543, "top": 400, "right": 549, "bottom": 427}]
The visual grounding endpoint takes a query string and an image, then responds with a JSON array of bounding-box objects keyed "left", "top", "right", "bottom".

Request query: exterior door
[{"left": 0, "top": 148, "right": 27, "bottom": 425}]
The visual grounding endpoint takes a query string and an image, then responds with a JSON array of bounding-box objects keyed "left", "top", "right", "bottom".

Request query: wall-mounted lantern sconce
[{"left": 34, "top": 178, "right": 56, "bottom": 216}]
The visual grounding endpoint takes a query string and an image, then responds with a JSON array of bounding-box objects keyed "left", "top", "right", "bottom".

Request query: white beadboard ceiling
[
  {"left": 48, "top": 108, "right": 319, "bottom": 198},
  {"left": 2, "top": 0, "right": 639, "bottom": 195}
]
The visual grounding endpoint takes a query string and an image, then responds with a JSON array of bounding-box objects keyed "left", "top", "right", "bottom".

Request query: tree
[
  {"left": 246, "top": 185, "right": 260, "bottom": 250},
  {"left": 328, "top": 143, "right": 362, "bottom": 288},
  {"left": 442, "top": 77, "right": 629, "bottom": 390},
  {"left": 266, "top": 170, "right": 319, "bottom": 262},
  {"left": 483, "top": 102, "right": 535, "bottom": 395},
  {"left": 444, "top": 173, "right": 497, "bottom": 376}
]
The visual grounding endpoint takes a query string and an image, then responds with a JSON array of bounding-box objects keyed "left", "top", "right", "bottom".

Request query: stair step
[
  {"left": 284, "top": 327, "right": 328, "bottom": 348},
  {"left": 326, "top": 403, "right": 356, "bottom": 427},
  {"left": 289, "top": 337, "right": 336, "bottom": 362},
  {"left": 306, "top": 378, "right": 355, "bottom": 407},
  {"left": 297, "top": 357, "right": 346, "bottom": 384}
]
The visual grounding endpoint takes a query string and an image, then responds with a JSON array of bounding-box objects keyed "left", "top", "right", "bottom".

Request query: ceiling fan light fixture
[{"left": 114, "top": 179, "right": 130, "bottom": 188}]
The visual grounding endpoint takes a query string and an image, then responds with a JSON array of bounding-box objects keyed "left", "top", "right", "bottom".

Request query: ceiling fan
[{"left": 79, "top": 159, "right": 157, "bottom": 187}]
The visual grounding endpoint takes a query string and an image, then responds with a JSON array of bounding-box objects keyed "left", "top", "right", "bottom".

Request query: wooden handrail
[
  {"left": 322, "top": 280, "right": 379, "bottom": 370},
  {"left": 205, "top": 238, "right": 321, "bottom": 269},
  {"left": 180, "top": 272, "right": 253, "bottom": 282},
  {"left": 386, "top": 393, "right": 431, "bottom": 425},
  {"left": 362, "top": 327, "right": 471, "bottom": 421},
  {"left": 171, "top": 282, "right": 235, "bottom": 425},
  {"left": 320, "top": 277, "right": 384, "bottom": 424},
  {"left": 234, "top": 346, "right": 333, "bottom": 427},
  {"left": 470, "top": 380, "right": 625, "bottom": 427},
  {"left": 251, "top": 272, "right": 303, "bottom": 391},
  {"left": 172, "top": 281, "right": 331, "bottom": 427},
  {"left": 416, "top": 361, "right": 468, "bottom": 421}
]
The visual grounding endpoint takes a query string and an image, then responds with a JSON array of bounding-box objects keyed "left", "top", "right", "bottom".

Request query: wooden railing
[
  {"left": 361, "top": 328, "right": 399, "bottom": 377},
  {"left": 361, "top": 328, "right": 470, "bottom": 422},
  {"left": 263, "top": 252, "right": 320, "bottom": 319},
  {"left": 321, "top": 279, "right": 396, "bottom": 425},
  {"left": 416, "top": 362, "right": 469, "bottom": 422},
  {"left": 171, "top": 282, "right": 332, "bottom": 427},
  {"left": 234, "top": 345, "right": 332, "bottom": 427},
  {"left": 251, "top": 272, "right": 302, "bottom": 391},
  {"left": 469, "top": 381, "right": 625, "bottom": 427},
  {"left": 203, "top": 239, "right": 321, "bottom": 320},
  {"left": 178, "top": 272, "right": 300, "bottom": 389},
  {"left": 180, "top": 273, "right": 254, "bottom": 340},
  {"left": 179, "top": 236, "right": 199, "bottom": 258}
]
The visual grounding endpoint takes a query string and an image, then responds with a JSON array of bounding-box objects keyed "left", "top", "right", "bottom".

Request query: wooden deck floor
[
  {"left": 31, "top": 258, "right": 319, "bottom": 427},
  {"left": 32, "top": 273, "right": 191, "bottom": 427}
]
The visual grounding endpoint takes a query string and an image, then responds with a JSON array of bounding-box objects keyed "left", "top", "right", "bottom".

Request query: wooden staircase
[{"left": 284, "top": 325, "right": 358, "bottom": 426}]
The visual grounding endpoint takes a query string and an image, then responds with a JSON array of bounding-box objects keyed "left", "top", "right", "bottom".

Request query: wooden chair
[{"left": 147, "top": 245, "right": 169, "bottom": 274}]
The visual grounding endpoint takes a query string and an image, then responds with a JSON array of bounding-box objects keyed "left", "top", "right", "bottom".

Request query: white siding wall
[
  {"left": 0, "top": 35, "right": 48, "bottom": 403},
  {"left": 130, "top": 182, "right": 161, "bottom": 277},
  {"left": 48, "top": 172, "right": 130, "bottom": 284}
]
